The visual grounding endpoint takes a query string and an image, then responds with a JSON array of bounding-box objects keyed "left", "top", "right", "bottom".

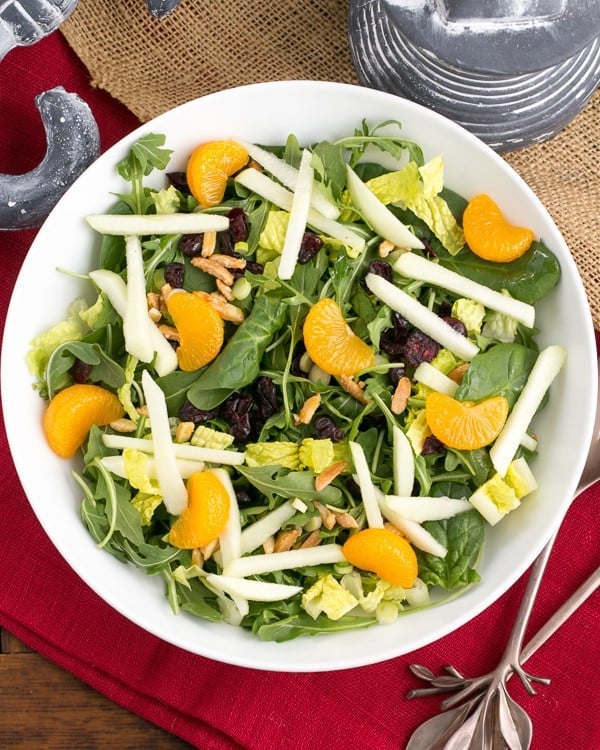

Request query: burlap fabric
[{"left": 61, "top": 0, "right": 599, "bottom": 328}]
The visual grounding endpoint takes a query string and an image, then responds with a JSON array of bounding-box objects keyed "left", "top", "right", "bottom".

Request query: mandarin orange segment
[
  {"left": 303, "top": 298, "right": 375, "bottom": 377},
  {"left": 166, "top": 290, "right": 224, "bottom": 371},
  {"left": 43, "top": 383, "right": 124, "bottom": 459},
  {"left": 343, "top": 527, "right": 418, "bottom": 588},
  {"left": 425, "top": 391, "right": 509, "bottom": 451},
  {"left": 186, "top": 140, "right": 249, "bottom": 208},
  {"left": 168, "top": 470, "right": 230, "bottom": 549},
  {"left": 462, "top": 193, "right": 535, "bottom": 263}
]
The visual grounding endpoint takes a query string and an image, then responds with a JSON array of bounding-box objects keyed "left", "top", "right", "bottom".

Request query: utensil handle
[
  {"left": 499, "top": 528, "right": 559, "bottom": 663},
  {"left": 521, "top": 564, "right": 600, "bottom": 664}
]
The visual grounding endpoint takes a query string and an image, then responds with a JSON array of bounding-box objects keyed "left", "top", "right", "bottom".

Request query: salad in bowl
[{"left": 2, "top": 82, "right": 595, "bottom": 671}]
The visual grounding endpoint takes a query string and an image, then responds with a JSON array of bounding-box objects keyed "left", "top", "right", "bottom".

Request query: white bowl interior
[{"left": 2, "top": 81, "right": 597, "bottom": 671}]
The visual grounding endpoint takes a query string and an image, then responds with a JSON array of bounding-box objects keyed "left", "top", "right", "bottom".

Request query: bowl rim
[{"left": 2, "top": 79, "right": 597, "bottom": 672}]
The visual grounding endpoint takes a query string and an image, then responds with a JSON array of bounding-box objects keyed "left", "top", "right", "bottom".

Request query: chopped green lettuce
[
  {"left": 299, "top": 438, "right": 335, "bottom": 473},
  {"left": 244, "top": 441, "right": 300, "bottom": 470},
  {"left": 482, "top": 307, "right": 520, "bottom": 343},
  {"left": 123, "top": 448, "right": 161, "bottom": 495},
  {"left": 452, "top": 298, "right": 486, "bottom": 335},
  {"left": 505, "top": 457, "right": 538, "bottom": 499},
  {"left": 258, "top": 210, "right": 288, "bottom": 254},
  {"left": 430, "top": 348, "right": 459, "bottom": 375},
  {"left": 79, "top": 293, "right": 113, "bottom": 330},
  {"left": 406, "top": 409, "right": 432, "bottom": 454},
  {"left": 117, "top": 354, "right": 140, "bottom": 420},
  {"left": 365, "top": 159, "right": 465, "bottom": 255},
  {"left": 469, "top": 473, "right": 520, "bottom": 525},
  {"left": 124, "top": 448, "right": 163, "bottom": 525},
  {"left": 302, "top": 574, "right": 358, "bottom": 620},
  {"left": 191, "top": 425, "right": 235, "bottom": 450},
  {"left": 152, "top": 184, "right": 180, "bottom": 214},
  {"left": 26, "top": 298, "right": 88, "bottom": 380},
  {"left": 131, "top": 492, "right": 163, "bottom": 526}
]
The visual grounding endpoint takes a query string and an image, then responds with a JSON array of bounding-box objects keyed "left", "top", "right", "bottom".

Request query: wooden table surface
[{"left": 0, "top": 627, "right": 192, "bottom": 748}]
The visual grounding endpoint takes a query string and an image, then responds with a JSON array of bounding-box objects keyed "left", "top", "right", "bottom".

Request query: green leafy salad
[{"left": 28, "top": 122, "right": 565, "bottom": 641}]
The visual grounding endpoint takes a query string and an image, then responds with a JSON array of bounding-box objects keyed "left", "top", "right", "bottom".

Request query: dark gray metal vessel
[{"left": 348, "top": 0, "right": 600, "bottom": 152}]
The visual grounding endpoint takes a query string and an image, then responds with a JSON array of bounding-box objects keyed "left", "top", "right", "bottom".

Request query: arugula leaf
[
  {"left": 116, "top": 133, "right": 173, "bottom": 214},
  {"left": 311, "top": 141, "right": 347, "bottom": 201},
  {"left": 254, "top": 611, "right": 377, "bottom": 642},
  {"left": 237, "top": 465, "right": 342, "bottom": 504},
  {"left": 335, "top": 119, "right": 424, "bottom": 167},
  {"left": 177, "top": 578, "right": 223, "bottom": 621},
  {"left": 45, "top": 340, "right": 126, "bottom": 398},
  {"left": 141, "top": 235, "right": 180, "bottom": 285}
]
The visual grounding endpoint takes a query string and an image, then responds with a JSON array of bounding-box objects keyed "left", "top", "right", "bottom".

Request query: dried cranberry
[
  {"left": 314, "top": 415, "right": 345, "bottom": 442},
  {"left": 180, "top": 234, "right": 204, "bottom": 257},
  {"left": 361, "top": 260, "right": 393, "bottom": 289},
  {"left": 345, "top": 476, "right": 361, "bottom": 498},
  {"left": 221, "top": 393, "right": 253, "bottom": 418},
  {"left": 178, "top": 400, "right": 219, "bottom": 424},
  {"left": 422, "top": 436, "right": 445, "bottom": 455},
  {"left": 70, "top": 359, "right": 92, "bottom": 384},
  {"left": 221, "top": 393, "right": 254, "bottom": 443},
  {"left": 404, "top": 329, "right": 441, "bottom": 367},
  {"left": 388, "top": 365, "right": 406, "bottom": 387},
  {"left": 298, "top": 232, "right": 323, "bottom": 264},
  {"left": 229, "top": 414, "right": 252, "bottom": 442},
  {"left": 380, "top": 329, "right": 405, "bottom": 358},
  {"left": 392, "top": 312, "right": 410, "bottom": 338},
  {"left": 364, "top": 412, "right": 387, "bottom": 430},
  {"left": 443, "top": 316, "right": 467, "bottom": 337},
  {"left": 219, "top": 208, "right": 250, "bottom": 255},
  {"left": 227, "top": 207, "right": 250, "bottom": 243},
  {"left": 234, "top": 487, "right": 254, "bottom": 507},
  {"left": 166, "top": 171, "right": 190, "bottom": 193},
  {"left": 256, "top": 376, "right": 278, "bottom": 421},
  {"left": 164, "top": 262, "right": 185, "bottom": 288},
  {"left": 290, "top": 353, "right": 305, "bottom": 377},
  {"left": 421, "top": 239, "right": 437, "bottom": 258},
  {"left": 244, "top": 260, "right": 264, "bottom": 275}
]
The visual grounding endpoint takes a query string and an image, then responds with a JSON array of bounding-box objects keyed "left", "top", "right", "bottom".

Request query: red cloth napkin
[{"left": 0, "top": 35, "right": 599, "bottom": 750}]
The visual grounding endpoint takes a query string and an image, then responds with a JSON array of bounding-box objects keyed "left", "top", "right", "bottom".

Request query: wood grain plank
[
  {"left": 0, "top": 629, "right": 32, "bottom": 654},
  {"left": 0, "top": 650, "right": 192, "bottom": 748}
]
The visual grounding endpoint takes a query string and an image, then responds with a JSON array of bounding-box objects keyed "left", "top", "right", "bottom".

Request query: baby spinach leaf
[
  {"left": 156, "top": 369, "right": 202, "bottom": 416},
  {"left": 98, "top": 208, "right": 128, "bottom": 271},
  {"left": 442, "top": 449, "right": 493, "bottom": 487},
  {"left": 187, "top": 295, "right": 286, "bottom": 409},
  {"left": 438, "top": 241, "right": 560, "bottom": 304},
  {"left": 455, "top": 343, "right": 537, "bottom": 408},
  {"left": 416, "top": 511, "right": 485, "bottom": 590}
]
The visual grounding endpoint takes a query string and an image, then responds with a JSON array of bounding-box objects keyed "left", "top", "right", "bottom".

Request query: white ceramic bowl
[{"left": 2, "top": 81, "right": 597, "bottom": 672}]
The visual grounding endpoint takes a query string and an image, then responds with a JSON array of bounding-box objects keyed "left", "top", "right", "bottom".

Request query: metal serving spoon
[{"left": 406, "top": 363, "right": 600, "bottom": 749}]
